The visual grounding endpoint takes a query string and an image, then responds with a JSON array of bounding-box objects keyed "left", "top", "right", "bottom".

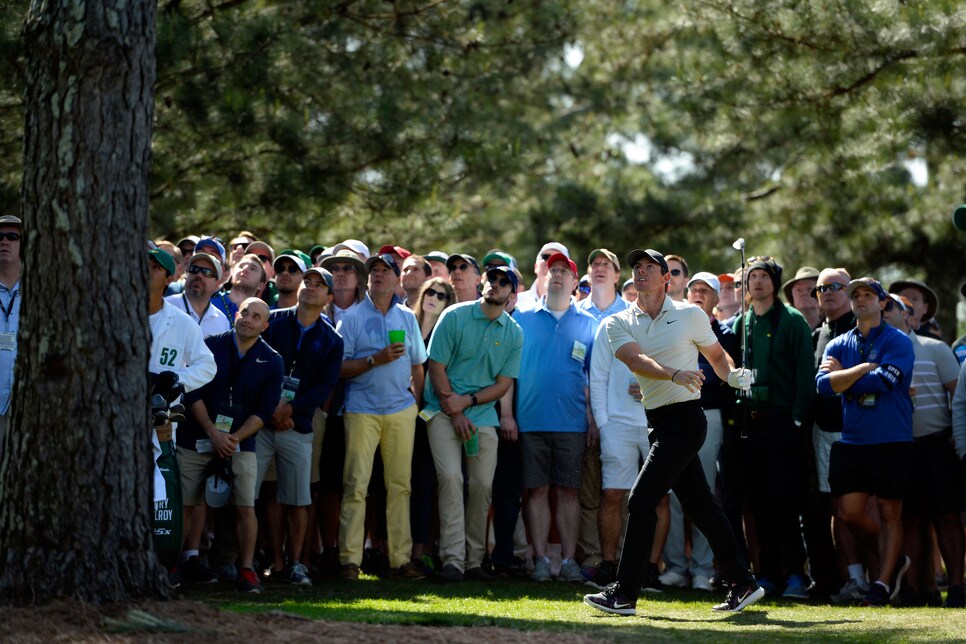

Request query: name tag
[
  {"left": 196, "top": 439, "right": 212, "bottom": 453},
  {"left": 281, "top": 376, "right": 300, "bottom": 403},
  {"left": 418, "top": 408, "right": 439, "bottom": 422},
  {"left": 571, "top": 340, "right": 587, "bottom": 363},
  {"left": 215, "top": 414, "right": 233, "bottom": 433},
  {"left": 0, "top": 333, "right": 14, "bottom": 351}
]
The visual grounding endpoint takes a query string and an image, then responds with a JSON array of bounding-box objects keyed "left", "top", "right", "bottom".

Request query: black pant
[
  {"left": 740, "top": 414, "right": 808, "bottom": 581},
  {"left": 616, "top": 400, "right": 753, "bottom": 597},
  {"left": 490, "top": 431, "right": 523, "bottom": 567}
]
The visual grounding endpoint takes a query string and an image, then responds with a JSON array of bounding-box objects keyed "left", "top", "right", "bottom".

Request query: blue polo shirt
[
  {"left": 336, "top": 293, "right": 427, "bottom": 415},
  {"left": 424, "top": 301, "right": 524, "bottom": 427},
  {"left": 210, "top": 290, "right": 238, "bottom": 328},
  {"left": 181, "top": 331, "right": 284, "bottom": 452},
  {"left": 577, "top": 293, "right": 629, "bottom": 321},
  {"left": 262, "top": 306, "right": 344, "bottom": 434},
  {"left": 816, "top": 322, "right": 914, "bottom": 445},
  {"left": 515, "top": 298, "right": 598, "bottom": 433}
]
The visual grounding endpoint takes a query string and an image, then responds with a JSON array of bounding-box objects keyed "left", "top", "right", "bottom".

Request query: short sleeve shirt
[{"left": 605, "top": 296, "right": 717, "bottom": 410}]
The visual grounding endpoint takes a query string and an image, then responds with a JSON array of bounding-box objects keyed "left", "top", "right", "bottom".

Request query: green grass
[{"left": 184, "top": 576, "right": 964, "bottom": 642}]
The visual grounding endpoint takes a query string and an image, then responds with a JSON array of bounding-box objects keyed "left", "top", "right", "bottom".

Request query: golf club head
[
  {"left": 153, "top": 411, "right": 169, "bottom": 426},
  {"left": 169, "top": 403, "right": 185, "bottom": 417},
  {"left": 732, "top": 238, "right": 745, "bottom": 251},
  {"left": 167, "top": 412, "right": 186, "bottom": 425},
  {"left": 151, "top": 394, "right": 168, "bottom": 414}
]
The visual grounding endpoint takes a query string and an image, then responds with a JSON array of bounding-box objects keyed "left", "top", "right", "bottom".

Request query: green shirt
[
  {"left": 733, "top": 302, "right": 815, "bottom": 422},
  {"left": 424, "top": 301, "right": 524, "bottom": 427}
]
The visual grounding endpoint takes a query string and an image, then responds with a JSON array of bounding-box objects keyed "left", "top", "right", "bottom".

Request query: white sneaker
[
  {"left": 658, "top": 570, "right": 690, "bottom": 588},
  {"left": 692, "top": 575, "right": 713, "bottom": 592}
]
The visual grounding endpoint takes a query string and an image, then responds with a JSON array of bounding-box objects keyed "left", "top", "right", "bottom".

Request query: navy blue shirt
[
  {"left": 181, "top": 331, "right": 283, "bottom": 452},
  {"left": 262, "top": 306, "right": 344, "bottom": 434},
  {"left": 699, "top": 316, "right": 739, "bottom": 410}
]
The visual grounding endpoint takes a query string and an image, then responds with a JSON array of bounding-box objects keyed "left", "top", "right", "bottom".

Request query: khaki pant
[
  {"left": 578, "top": 441, "right": 602, "bottom": 566},
  {"left": 339, "top": 405, "right": 418, "bottom": 569},
  {"left": 428, "top": 414, "right": 498, "bottom": 572}
]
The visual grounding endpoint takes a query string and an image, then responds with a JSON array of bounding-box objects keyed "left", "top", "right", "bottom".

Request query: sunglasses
[
  {"left": 0, "top": 232, "right": 20, "bottom": 242},
  {"left": 276, "top": 264, "right": 301, "bottom": 274},
  {"left": 815, "top": 283, "right": 846, "bottom": 293},
  {"left": 670, "top": 269, "right": 683, "bottom": 276},
  {"left": 451, "top": 263, "right": 471, "bottom": 271},
  {"left": 256, "top": 254, "right": 272, "bottom": 263},
  {"left": 329, "top": 264, "right": 354, "bottom": 273},
  {"left": 232, "top": 242, "right": 249, "bottom": 250},
  {"left": 486, "top": 275, "right": 512, "bottom": 288},
  {"left": 748, "top": 255, "right": 774, "bottom": 263},
  {"left": 540, "top": 253, "right": 552, "bottom": 261},
  {"left": 424, "top": 288, "right": 448, "bottom": 301},
  {"left": 187, "top": 264, "right": 217, "bottom": 278}
]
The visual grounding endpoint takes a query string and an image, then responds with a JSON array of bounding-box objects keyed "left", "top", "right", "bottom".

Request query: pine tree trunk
[{"left": 0, "top": 0, "right": 167, "bottom": 603}]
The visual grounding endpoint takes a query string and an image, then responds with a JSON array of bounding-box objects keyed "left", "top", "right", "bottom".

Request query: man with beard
[
  {"left": 422, "top": 266, "right": 524, "bottom": 581},
  {"left": 166, "top": 252, "right": 230, "bottom": 338},
  {"left": 211, "top": 254, "right": 268, "bottom": 326}
]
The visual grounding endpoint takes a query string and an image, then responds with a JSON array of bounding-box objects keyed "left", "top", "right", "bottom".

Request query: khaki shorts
[
  {"left": 177, "top": 447, "right": 257, "bottom": 507},
  {"left": 255, "top": 429, "right": 313, "bottom": 506}
]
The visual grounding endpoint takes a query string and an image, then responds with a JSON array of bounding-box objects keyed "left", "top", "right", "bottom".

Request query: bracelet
[{"left": 671, "top": 369, "right": 680, "bottom": 382}]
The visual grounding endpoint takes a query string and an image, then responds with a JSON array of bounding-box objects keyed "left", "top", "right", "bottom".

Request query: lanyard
[
  {"left": 182, "top": 293, "right": 210, "bottom": 326},
  {"left": 220, "top": 292, "right": 237, "bottom": 329},
  {"left": 0, "top": 290, "right": 16, "bottom": 323}
]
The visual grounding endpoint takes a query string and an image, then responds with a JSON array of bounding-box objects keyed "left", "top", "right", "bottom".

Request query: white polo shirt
[{"left": 604, "top": 295, "right": 717, "bottom": 410}]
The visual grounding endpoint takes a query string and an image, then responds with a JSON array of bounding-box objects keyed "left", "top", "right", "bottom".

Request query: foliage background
[{"left": 1, "top": 0, "right": 964, "bottom": 332}]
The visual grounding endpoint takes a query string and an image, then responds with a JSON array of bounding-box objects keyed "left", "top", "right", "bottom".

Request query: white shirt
[
  {"left": 589, "top": 318, "right": 647, "bottom": 428},
  {"left": 605, "top": 296, "right": 717, "bottom": 410},
  {"left": 165, "top": 293, "right": 230, "bottom": 338}
]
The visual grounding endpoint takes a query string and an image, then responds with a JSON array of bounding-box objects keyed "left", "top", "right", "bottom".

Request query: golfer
[{"left": 583, "top": 248, "right": 763, "bottom": 616}]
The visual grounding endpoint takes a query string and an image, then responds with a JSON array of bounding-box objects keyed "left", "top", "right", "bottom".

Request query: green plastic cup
[
  {"left": 463, "top": 431, "right": 479, "bottom": 457},
  {"left": 388, "top": 329, "right": 406, "bottom": 345}
]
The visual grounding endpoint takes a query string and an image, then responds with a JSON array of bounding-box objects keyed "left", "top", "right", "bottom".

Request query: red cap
[
  {"left": 378, "top": 244, "right": 412, "bottom": 259},
  {"left": 546, "top": 252, "right": 578, "bottom": 277},
  {"left": 717, "top": 273, "right": 735, "bottom": 284}
]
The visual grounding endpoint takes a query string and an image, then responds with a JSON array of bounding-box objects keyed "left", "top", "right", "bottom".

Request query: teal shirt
[{"left": 424, "top": 301, "right": 524, "bottom": 427}]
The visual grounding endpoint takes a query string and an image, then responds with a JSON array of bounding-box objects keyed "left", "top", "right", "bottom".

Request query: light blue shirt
[
  {"left": 577, "top": 293, "right": 630, "bottom": 322},
  {"left": 337, "top": 294, "right": 427, "bottom": 415},
  {"left": 515, "top": 298, "right": 598, "bottom": 433},
  {"left": 0, "top": 280, "right": 20, "bottom": 415}
]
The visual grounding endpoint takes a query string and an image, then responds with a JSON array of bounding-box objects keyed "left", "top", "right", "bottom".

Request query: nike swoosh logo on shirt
[{"left": 666, "top": 319, "right": 678, "bottom": 325}]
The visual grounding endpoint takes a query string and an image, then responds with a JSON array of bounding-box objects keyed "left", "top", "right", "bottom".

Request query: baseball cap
[
  {"left": 204, "top": 459, "right": 233, "bottom": 509},
  {"left": 485, "top": 266, "right": 519, "bottom": 290},
  {"left": 274, "top": 252, "right": 307, "bottom": 273},
  {"left": 425, "top": 250, "right": 449, "bottom": 265},
  {"left": 687, "top": 271, "right": 721, "bottom": 295},
  {"left": 545, "top": 252, "right": 578, "bottom": 277},
  {"left": 365, "top": 253, "right": 401, "bottom": 276},
  {"left": 446, "top": 253, "right": 481, "bottom": 274},
  {"left": 148, "top": 248, "right": 176, "bottom": 276},
  {"left": 587, "top": 248, "right": 620, "bottom": 272},
  {"left": 378, "top": 244, "right": 412, "bottom": 260},
  {"left": 626, "top": 249, "right": 669, "bottom": 273},
  {"left": 886, "top": 293, "right": 907, "bottom": 312},
  {"left": 247, "top": 241, "right": 275, "bottom": 263},
  {"left": 304, "top": 267, "right": 334, "bottom": 291},
  {"left": 537, "top": 242, "right": 569, "bottom": 259},
  {"left": 847, "top": 277, "right": 888, "bottom": 300},
  {"left": 718, "top": 273, "right": 735, "bottom": 284},
  {"left": 330, "top": 239, "right": 370, "bottom": 260},
  {"left": 482, "top": 250, "right": 515, "bottom": 269},
  {"left": 189, "top": 253, "right": 223, "bottom": 280},
  {"left": 621, "top": 277, "right": 635, "bottom": 292},
  {"left": 0, "top": 215, "right": 21, "bottom": 227},
  {"left": 195, "top": 237, "right": 226, "bottom": 264}
]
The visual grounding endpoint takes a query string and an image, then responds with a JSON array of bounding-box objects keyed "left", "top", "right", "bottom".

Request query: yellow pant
[
  {"left": 339, "top": 405, "right": 418, "bottom": 569},
  {"left": 427, "top": 414, "right": 498, "bottom": 572}
]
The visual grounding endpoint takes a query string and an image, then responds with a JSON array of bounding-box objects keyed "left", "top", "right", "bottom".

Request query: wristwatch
[
  {"left": 366, "top": 355, "right": 375, "bottom": 368},
  {"left": 470, "top": 393, "right": 478, "bottom": 407}
]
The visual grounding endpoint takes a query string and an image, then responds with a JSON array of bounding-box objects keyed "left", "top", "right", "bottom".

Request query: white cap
[
  {"left": 538, "top": 241, "right": 569, "bottom": 259},
  {"left": 687, "top": 271, "right": 721, "bottom": 295},
  {"left": 329, "top": 239, "right": 370, "bottom": 260}
]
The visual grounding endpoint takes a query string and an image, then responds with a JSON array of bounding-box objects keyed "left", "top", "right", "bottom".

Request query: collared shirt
[
  {"left": 589, "top": 318, "right": 647, "bottom": 428},
  {"left": 166, "top": 293, "right": 231, "bottom": 338},
  {"left": 605, "top": 296, "right": 717, "bottom": 411},
  {"left": 424, "top": 301, "right": 524, "bottom": 427},
  {"left": 0, "top": 280, "right": 19, "bottom": 414},
  {"left": 210, "top": 290, "right": 239, "bottom": 328},
  {"left": 515, "top": 298, "right": 598, "bottom": 433},
  {"left": 263, "top": 306, "right": 344, "bottom": 434},
  {"left": 907, "top": 331, "right": 959, "bottom": 438},
  {"left": 181, "top": 331, "right": 283, "bottom": 452},
  {"left": 816, "top": 322, "right": 914, "bottom": 445},
  {"left": 577, "top": 293, "right": 629, "bottom": 322},
  {"left": 337, "top": 293, "right": 427, "bottom": 415}
]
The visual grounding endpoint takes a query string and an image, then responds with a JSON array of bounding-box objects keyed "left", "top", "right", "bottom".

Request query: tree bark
[{"left": 0, "top": 0, "right": 167, "bottom": 603}]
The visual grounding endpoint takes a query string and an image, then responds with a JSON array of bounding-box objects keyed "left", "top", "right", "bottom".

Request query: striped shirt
[{"left": 908, "top": 331, "right": 959, "bottom": 438}]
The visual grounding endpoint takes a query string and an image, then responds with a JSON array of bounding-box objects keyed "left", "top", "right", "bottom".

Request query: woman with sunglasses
[{"left": 408, "top": 277, "right": 457, "bottom": 572}]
